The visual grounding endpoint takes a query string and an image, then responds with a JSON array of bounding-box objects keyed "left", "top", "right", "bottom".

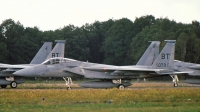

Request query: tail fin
[
  {"left": 151, "top": 40, "right": 176, "bottom": 70},
  {"left": 45, "top": 40, "right": 66, "bottom": 60},
  {"left": 30, "top": 42, "right": 52, "bottom": 64},
  {"left": 136, "top": 41, "right": 160, "bottom": 66}
]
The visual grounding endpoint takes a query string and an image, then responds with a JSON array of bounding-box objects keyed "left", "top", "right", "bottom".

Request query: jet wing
[
  {"left": 82, "top": 66, "right": 160, "bottom": 72},
  {"left": 82, "top": 66, "right": 193, "bottom": 75}
]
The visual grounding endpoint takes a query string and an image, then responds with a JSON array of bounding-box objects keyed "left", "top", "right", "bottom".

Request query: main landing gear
[
  {"left": 6, "top": 77, "right": 17, "bottom": 88},
  {"left": 113, "top": 79, "right": 125, "bottom": 89},
  {"left": 170, "top": 75, "right": 179, "bottom": 87},
  {"left": 0, "top": 77, "right": 17, "bottom": 88},
  {"left": 63, "top": 77, "right": 73, "bottom": 90}
]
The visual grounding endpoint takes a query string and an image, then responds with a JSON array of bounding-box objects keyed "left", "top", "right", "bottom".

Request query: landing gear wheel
[
  {"left": 10, "top": 81, "right": 17, "bottom": 88},
  {"left": 1, "top": 85, "right": 7, "bottom": 88},
  {"left": 67, "top": 87, "right": 72, "bottom": 90},
  {"left": 118, "top": 84, "right": 125, "bottom": 89},
  {"left": 174, "top": 83, "right": 178, "bottom": 87}
]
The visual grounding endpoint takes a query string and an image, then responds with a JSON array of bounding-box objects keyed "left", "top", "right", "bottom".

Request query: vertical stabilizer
[
  {"left": 45, "top": 40, "right": 66, "bottom": 60},
  {"left": 136, "top": 41, "right": 160, "bottom": 66},
  {"left": 30, "top": 42, "right": 52, "bottom": 64},
  {"left": 151, "top": 40, "right": 176, "bottom": 70}
]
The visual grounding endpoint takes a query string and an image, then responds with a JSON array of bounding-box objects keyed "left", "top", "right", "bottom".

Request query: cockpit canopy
[{"left": 42, "top": 57, "right": 76, "bottom": 65}]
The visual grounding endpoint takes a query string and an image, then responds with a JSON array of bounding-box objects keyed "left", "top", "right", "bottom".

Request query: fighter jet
[
  {"left": 0, "top": 40, "right": 65, "bottom": 88},
  {"left": 14, "top": 40, "right": 187, "bottom": 89}
]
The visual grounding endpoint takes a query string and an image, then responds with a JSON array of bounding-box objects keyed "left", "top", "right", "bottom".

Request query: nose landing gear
[
  {"left": 170, "top": 75, "right": 179, "bottom": 87},
  {"left": 63, "top": 77, "right": 73, "bottom": 90}
]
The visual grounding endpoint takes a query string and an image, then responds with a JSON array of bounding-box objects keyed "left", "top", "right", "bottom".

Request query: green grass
[
  {"left": 0, "top": 101, "right": 200, "bottom": 112},
  {"left": 0, "top": 87, "right": 200, "bottom": 112},
  {"left": 1, "top": 103, "right": 200, "bottom": 112}
]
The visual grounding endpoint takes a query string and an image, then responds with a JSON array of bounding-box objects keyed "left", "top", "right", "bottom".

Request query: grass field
[{"left": 0, "top": 82, "right": 200, "bottom": 112}]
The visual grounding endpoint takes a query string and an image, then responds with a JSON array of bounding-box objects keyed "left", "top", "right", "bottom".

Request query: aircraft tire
[
  {"left": 118, "top": 84, "right": 125, "bottom": 89},
  {"left": 10, "top": 81, "right": 17, "bottom": 88},
  {"left": 1, "top": 85, "right": 7, "bottom": 88},
  {"left": 67, "top": 87, "right": 72, "bottom": 90},
  {"left": 174, "top": 83, "right": 178, "bottom": 87}
]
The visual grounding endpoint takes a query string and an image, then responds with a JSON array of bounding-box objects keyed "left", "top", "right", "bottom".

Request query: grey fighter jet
[
  {"left": 14, "top": 40, "right": 187, "bottom": 89},
  {"left": 0, "top": 40, "right": 65, "bottom": 88}
]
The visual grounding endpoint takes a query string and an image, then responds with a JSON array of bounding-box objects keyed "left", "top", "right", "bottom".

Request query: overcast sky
[{"left": 0, "top": 0, "right": 199, "bottom": 31}]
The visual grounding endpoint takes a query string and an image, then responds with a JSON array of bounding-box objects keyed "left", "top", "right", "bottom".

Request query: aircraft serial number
[{"left": 156, "top": 63, "right": 168, "bottom": 67}]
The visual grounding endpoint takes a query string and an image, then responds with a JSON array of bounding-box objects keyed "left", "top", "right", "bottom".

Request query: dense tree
[
  {"left": 0, "top": 42, "right": 7, "bottom": 63},
  {"left": 102, "top": 18, "right": 134, "bottom": 65},
  {"left": 133, "top": 15, "right": 155, "bottom": 36},
  {"left": 0, "top": 19, "right": 24, "bottom": 64},
  {"left": 0, "top": 16, "right": 199, "bottom": 65},
  {"left": 63, "top": 26, "right": 90, "bottom": 61},
  {"left": 23, "top": 27, "right": 44, "bottom": 62},
  {"left": 84, "top": 20, "right": 113, "bottom": 63}
]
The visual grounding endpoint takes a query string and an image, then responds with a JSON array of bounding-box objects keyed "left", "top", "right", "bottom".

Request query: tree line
[{"left": 0, "top": 15, "right": 200, "bottom": 65}]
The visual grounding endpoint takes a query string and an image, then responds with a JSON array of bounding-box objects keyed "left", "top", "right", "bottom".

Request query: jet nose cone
[{"left": 13, "top": 67, "right": 35, "bottom": 77}]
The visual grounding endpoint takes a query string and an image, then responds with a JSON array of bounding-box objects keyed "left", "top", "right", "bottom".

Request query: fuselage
[
  {"left": 14, "top": 58, "right": 200, "bottom": 80},
  {"left": 14, "top": 57, "right": 152, "bottom": 79}
]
